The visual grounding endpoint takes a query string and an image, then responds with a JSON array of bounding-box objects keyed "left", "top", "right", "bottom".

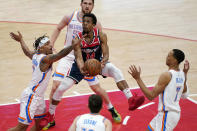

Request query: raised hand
[
  {"left": 183, "top": 60, "right": 190, "bottom": 74},
  {"left": 128, "top": 65, "right": 141, "bottom": 80},
  {"left": 10, "top": 31, "right": 23, "bottom": 42}
]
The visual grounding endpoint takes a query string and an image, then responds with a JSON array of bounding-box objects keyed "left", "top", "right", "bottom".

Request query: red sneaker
[
  {"left": 40, "top": 112, "right": 55, "bottom": 130},
  {"left": 128, "top": 93, "right": 145, "bottom": 110}
]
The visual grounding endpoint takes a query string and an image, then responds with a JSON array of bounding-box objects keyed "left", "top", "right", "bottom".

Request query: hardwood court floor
[{"left": 0, "top": 0, "right": 197, "bottom": 104}]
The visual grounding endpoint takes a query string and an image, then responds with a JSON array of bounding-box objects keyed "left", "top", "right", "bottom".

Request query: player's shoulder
[{"left": 159, "top": 71, "right": 172, "bottom": 82}]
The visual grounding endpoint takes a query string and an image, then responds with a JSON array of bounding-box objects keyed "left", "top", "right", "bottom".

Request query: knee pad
[
  {"left": 102, "top": 63, "right": 124, "bottom": 83},
  {"left": 53, "top": 77, "right": 74, "bottom": 101}
]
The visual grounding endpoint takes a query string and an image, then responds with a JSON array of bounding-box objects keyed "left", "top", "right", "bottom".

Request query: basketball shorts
[
  {"left": 53, "top": 55, "right": 74, "bottom": 81},
  {"left": 68, "top": 62, "right": 99, "bottom": 85},
  {"left": 148, "top": 111, "right": 180, "bottom": 131},
  {"left": 18, "top": 88, "right": 46, "bottom": 125}
]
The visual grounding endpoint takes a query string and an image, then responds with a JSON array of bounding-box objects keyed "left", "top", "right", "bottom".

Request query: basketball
[{"left": 84, "top": 59, "right": 101, "bottom": 76}]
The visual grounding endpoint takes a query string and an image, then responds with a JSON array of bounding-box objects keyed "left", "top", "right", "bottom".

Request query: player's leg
[
  {"left": 101, "top": 62, "right": 145, "bottom": 110},
  {"left": 86, "top": 76, "right": 121, "bottom": 123},
  {"left": 8, "top": 89, "right": 38, "bottom": 131},
  {"left": 43, "top": 62, "right": 83, "bottom": 130},
  {"left": 43, "top": 57, "right": 73, "bottom": 129},
  {"left": 7, "top": 122, "right": 28, "bottom": 131}
]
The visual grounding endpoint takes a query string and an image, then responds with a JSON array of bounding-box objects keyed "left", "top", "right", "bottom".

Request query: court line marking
[
  {"left": 0, "top": 85, "right": 154, "bottom": 106},
  {"left": 137, "top": 102, "right": 155, "bottom": 109},
  {"left": 187, "top": 97, "right": 197, "bottom": 104},
  {"left": 73, "top": 91, "right": 80, "bottom": 95},
  {"left": 189, "top": 94, "right": 197, "bottom": 97},
  {"left": 0, "top": 20, "right": 197, "bottom": 42},
  {"left": 122, "top": 116, "right": 130, "bottom": 125}
]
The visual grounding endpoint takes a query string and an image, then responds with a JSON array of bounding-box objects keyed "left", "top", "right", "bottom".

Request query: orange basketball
[{"left": 84, "top": 59, "right": 101, "bottom": 76}]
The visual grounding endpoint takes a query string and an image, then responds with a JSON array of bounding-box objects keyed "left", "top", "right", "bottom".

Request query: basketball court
[{"left": 0, "top": 0, "right": 197, "bottom": 130}]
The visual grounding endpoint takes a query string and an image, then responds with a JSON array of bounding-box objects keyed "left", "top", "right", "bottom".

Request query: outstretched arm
[
  {"left": 128, "top": 65, "right": 171, "bottom": 100},
  {"left": 100, "top": 31, "right": 109, "bottom": 68},
  {"left": 181, "top": 60, "right": 190, "bottom": 98},
  {"left": 10, "top": 31, "right": 34, "bottom": 59},
  {"left": 50, "top": 14, "right": 71, "bottom": 48}
]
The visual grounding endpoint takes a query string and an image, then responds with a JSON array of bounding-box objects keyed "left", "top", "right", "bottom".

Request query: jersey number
[
  {"left": 174, "top": 86, "right": 181, "bottom": 102},
  {"left": 86, "top": 52, "right": 95, "bottom": 59},
  {"left": 82, "top": 128, "right": 94, "bottom": 131}
]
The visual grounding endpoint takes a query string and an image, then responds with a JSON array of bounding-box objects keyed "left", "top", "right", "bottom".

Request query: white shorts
[
  {"left": 53, "top": 55, "right": 74, "bottom": 81},
  {"left": 18, "top": 88, "right": 46, "bottom": 125},
  {"left": 148, "top": 111, "right": 180, "bottom": 131}
]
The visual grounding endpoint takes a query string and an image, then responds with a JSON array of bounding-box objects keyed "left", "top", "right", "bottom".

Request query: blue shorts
[{"left": 68, "top": 62, "right": 84, "bottom": 84}]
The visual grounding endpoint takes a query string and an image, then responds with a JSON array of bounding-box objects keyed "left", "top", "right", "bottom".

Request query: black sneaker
[{"left": 108, "top": 107, "right": 122, "bottom": 123}]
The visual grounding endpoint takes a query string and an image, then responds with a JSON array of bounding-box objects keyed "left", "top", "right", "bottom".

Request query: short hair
[
  {"left": 172, "top": 49, "right": 185, "bottom": 64},
  {"left": 33, "top": 35, "right": 48, "bottom": 50},
  {"left": 83, "top": 13, "right": 97, "bottom": 25},
  {"left": 88, "top": 94, "right": 103, "bottom": 113},
  {"left": 81, "top": 0, "right": 94, "bottom": 4}
]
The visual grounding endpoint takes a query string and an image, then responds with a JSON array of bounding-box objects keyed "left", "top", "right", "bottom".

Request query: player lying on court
[
  {"left": 69, "top": 94, "right": 112, "bottom": 131},
  {"left": 129, "top": 49, "right": 190, "bottom": 131},
  {"left": 44, "top": 13, "right": 145, "bottom": 129},
  {"left": 7, "top": 31, "right": 80, "bottom": 131}
]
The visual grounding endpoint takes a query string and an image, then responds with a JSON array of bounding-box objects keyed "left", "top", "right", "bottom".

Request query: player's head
[
  {"left": 82, "top": 13, "right": 97, "bottom": 34},
  {"left": 88, "top": 94, "right": 103, "bottom": 113},
  {"left": 166, "top": 49, "right": 185, "bottom": 66},
  {"left": 33, "top": 35, "right": 52, "bottom": 55},
  {"left": 81, "top": 0, "right": 94, "bottom": 14}
]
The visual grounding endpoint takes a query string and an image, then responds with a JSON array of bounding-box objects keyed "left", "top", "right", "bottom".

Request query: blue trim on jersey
[
  {"left": 32, "top": 72, "right": 46, "bottom": 92},
  {"left": 84, "top": 76, "right": 96, "bottom": 81},
  {"left": 52, "top": 72, "right": 64, "bottom": 78},
  {"left": 163, "top": 111, "right": 168, "bottom": 131},
  {"left": 34, "top": 114, "right": 46, "bottom": 119},
  {"left": 26, "top": 94, "right": 33, "bottom": 123},
  {"left": 18, "top": 117, "right": 25, "bottom": 122},
  {"left": 147, "top": 125, "right": 153, "bottom": 131}
]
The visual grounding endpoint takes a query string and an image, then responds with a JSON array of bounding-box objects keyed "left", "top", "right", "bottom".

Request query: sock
[
  {"left": 123, "top": 88, "right": 133, "bottom": 99},
  {"left": 49, "top": 104, "right": 57, "bottom": 115},
  {"left": 107, "top": 102, "right": 113, "bottom": 110}
]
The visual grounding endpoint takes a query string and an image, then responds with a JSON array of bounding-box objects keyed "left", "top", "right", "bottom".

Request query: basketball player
[
  {"left": 68, "top": 94, "right": 112, "bottom": 131},
  {"left": 48, "top": 13, "right": 145, "bottom": 129},
  {"left": 7, "top": 31, "right": 79, "bottom": 131},
  {"left": 44, "top": 0, "right": 121, "bottom": 129},
  {"left": 128, "top": 49, "right": 190, "bottom": 131}
]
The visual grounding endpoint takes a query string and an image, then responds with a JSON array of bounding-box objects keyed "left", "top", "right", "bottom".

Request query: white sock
[
  {"left": 123, "top": 88, "right": 133, "bottom": 99},
  {"left": 49, "top": 104, "right": 57, "bottom": 115},
  {"left": 107, "top": 102, "right": 113, "bottom": 109}
]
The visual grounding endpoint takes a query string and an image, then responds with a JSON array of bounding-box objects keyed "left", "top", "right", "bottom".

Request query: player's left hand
[
  {"left": 128, "top": 65, "right": 141, "bottom": 80},
  {"left": 183, "top": 60, "right": 190, "bottom": 74},
  {"left": 10, "top": 31, "right": 23, "bottom": 42}
]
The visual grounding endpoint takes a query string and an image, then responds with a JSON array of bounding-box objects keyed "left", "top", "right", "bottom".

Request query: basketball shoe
[
  {"left": 108, "top": 107, "right": 122, "bottom": 123},
  {"left": 41, "top": 112, "right": 55, "bottom": 130},
  {"left": 128, "top": 93, "right": 145, "bottom": 110}
]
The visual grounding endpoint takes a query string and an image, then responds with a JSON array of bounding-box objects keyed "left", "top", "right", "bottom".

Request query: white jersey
[
  {"left": 27, "top": 53, "right": 52, "bottom": 97},
  {"left": 64, "top": 10, "right": 83, "bottom": 60},
  {"left": 158, "top": 69, "right": 185, "bottom": 112},
  {"left": 76, "top": 113, "right": 106, "bottom": 131}
]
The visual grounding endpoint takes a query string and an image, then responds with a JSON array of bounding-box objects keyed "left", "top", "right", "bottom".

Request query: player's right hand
[
  {"left": 183, "top": 60, "right": 190, "bottom": 74},
  {"left": 10, "top": 31, "right": 23, "bottom": 42}
]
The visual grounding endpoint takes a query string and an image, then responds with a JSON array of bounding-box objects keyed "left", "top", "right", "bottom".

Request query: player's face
[
  {"left": 42, "top": 41, "right": 53, "bottom": 55},
  {"left": 82, "top": 17, "right": 94, "bottom": 34},
  {"left": 166, "top": 50, "right": 176, "bottom": 66},
  {"left": 81, "top": 0, "right": 94, "bottom": 14}
]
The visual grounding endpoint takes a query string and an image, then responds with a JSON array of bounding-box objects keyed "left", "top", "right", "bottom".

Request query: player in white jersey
[
  {"left": 69, "top": 94, "right": 112, "bottom": 131},
  {"left": 129, "top": 49, "right": 190, "bottom": 131},
  {"left": 8, "top": 31, "right": 80, "bottom": 131}
]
